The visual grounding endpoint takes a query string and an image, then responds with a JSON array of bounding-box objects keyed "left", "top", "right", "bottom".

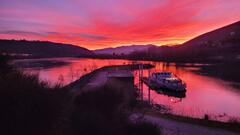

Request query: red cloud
[{"left": 1, "top": 0, "right": 240, "bottom": 49}]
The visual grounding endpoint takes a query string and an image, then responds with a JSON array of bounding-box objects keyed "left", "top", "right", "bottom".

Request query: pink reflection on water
[
  {"left": 19, "top": 58, "right": 240, "bottom": 122},
  {"left": 134, "top": 62, "right": 240, "bottom": 121},
  {"left": 24, "top": 58, "right": 135, "bottom": 86}
]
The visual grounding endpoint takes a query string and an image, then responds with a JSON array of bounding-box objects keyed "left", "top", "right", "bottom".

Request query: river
[{"left": 13, "top": 57, "right": 240, "bottom": 122}]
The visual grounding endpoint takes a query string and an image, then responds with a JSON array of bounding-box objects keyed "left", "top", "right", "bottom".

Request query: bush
[
  {"left": 71, "top": 86, "right": 161, "bottom": 135},
  {"left": 72, "top": 86, "right": 126, "bottom": 135},
  {"left": 0, "top": 55, "right": 69, "bottom": 135},
  {"left": 126, "top": 121, "right": 161, "bottom": 135}
]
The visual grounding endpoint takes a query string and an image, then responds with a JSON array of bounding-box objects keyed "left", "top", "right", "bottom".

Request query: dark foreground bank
[{"left": 0, "top": 55, "right": 161, "bottom": 135}]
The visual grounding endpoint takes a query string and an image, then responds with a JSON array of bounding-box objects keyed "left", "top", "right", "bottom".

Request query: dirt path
[
  {"left": 76, "top": 71, "right": 108, "bottom": 93},
  {"left": 69, "top": 69, "right": 108, "bottom": 96},
  {"left": 144, "top": 115, "right": 239, "bottom": 135}
]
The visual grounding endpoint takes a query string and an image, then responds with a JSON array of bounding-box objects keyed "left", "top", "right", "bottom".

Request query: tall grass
[
  {"left": 71, "top": 86, "right": 161, "bottom": 135},
  {"left": 0, "top": 55, "right": 70, "bottom": 135}
]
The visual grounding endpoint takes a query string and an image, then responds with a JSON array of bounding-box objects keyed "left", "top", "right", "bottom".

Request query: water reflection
[
  {"left": 13, "top": 58, "right": 240, "bottom": 122},
  {"left": 155, "top": 89, "right": 186, "bottom": 98}
]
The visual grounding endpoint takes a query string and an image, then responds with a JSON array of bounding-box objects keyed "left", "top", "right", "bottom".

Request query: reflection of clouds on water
[
  {"left": 134, "top": 62, "right": 240, "bottom": 122},
  {"left": 18, "top": 58, "right": 240, "bottom": 122},
  {"left": 57, "top": 74, "right": 64, "bottom": 86}
]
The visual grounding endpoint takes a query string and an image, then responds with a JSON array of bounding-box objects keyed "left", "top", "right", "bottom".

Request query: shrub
[
  {"left": 126, "top": 121, "right": 161, "bottom": 135},
  {"left": 71, "top": 86, "right": 161, "bottom": 135},
  {"left": 71, "top": 86, "right": 126, "bottom": 135},
  {"left": 0, "top": 55, "right": 69, "bottom": 135}
]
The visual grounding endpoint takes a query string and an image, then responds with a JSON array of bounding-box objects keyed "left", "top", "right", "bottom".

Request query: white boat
[{"left": 149, "top": 72, "right": 186, "bottom": 91}]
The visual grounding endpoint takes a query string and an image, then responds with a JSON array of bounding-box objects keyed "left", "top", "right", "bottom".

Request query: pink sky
[{"left": 0, "top": 0, "right": 240, "bottom": 49}]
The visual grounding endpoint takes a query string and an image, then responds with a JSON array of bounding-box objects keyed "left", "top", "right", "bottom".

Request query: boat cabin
[
  {"left": 164, "top": 77, "right": 183, "bottom": 85},
  {"left": 152, "top": 72, "right": 172, "bottom": 79}
]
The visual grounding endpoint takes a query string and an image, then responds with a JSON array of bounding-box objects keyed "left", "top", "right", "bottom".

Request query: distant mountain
[
  {"left": 142, "top": 21, "right": 239, "bottom": 61},
  {"left": 143, "top": 21, "right": 240, "bottom": 62},
  {"left": 0, "top": 39, "right": 93, "bottom": 58},
  {"left": 183, "top": 21, "right": 240, "bottom": 47},
  {"left": 94, "top": 44, "right": 156, "bottom": 55},
  {"left": 176, "top": 21, "right": 240, "bottom": 60},
  {"left": 94, "top": 21, "right": 240, "bottom": 62}
]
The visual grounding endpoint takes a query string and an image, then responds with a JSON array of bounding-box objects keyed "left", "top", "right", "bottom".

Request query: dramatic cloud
[{"left": 0, "top": 0, "right": 240, "bottom": 49}]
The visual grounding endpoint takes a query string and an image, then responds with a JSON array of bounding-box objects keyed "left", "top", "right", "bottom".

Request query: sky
[{"left": 0, "top": 0, "right": 240, "bottom": 50}]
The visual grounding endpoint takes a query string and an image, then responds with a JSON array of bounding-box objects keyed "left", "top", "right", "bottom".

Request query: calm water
[{"left": 13, "top": 58, "right": 240, "bottom": 122}]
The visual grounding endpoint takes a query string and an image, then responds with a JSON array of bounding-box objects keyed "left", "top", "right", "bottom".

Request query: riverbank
[
  {"left": 1, "top": 54, "right": 161, "bottom": 135},
  {"left": 65, "top": 63, "right": 154, "bottom": 93},
  {"left": 66, "top": 64, "right": 240, "bottom": 135},
  {"left": 143, "top": 114, "right": 239, "bottom": 135},
  {"left": 4, "top": 54, "right": 240, "bottom": 135},
  {"left": 145, "top": 111, "right": 240, "bottom": 134},
  {"left": 195, "top": 63, "right": 240, "bottom": 87},
  {"left": 11, "top": 58, "right": 70, "bottom": 69},
  {"left": 80, "top": 57, "right": 240, "bottom": 83}
]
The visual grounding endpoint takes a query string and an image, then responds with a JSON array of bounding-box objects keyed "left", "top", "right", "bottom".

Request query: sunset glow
[{"left": 0, "top": 0, "right": 240, "bottom": 49}]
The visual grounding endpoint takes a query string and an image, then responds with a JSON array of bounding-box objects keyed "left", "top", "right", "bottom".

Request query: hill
[
  {"left": 94, "top": 44, "right": 156, "bottom": 55},
  {"left": 0, "top": 39, "right": 93, "bottom": 58},
  {"left": 175, "top": 21, "right": 240, "bottom": 61},
  {"left": 184, "top": 21, "right": 240, "bottom": 47},
  {"left": 95, "top": 21, "right": 240, "bottom": 62}
]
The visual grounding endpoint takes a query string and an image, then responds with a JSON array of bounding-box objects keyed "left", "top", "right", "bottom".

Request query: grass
[
  {"left": 71, "top": 85, "right": 161, "bottom": 135},
  {"left": 0, "top": 55, "right": 71, "bottom": 135},
  {"left": 147, "top": 111, "right": 240, "bottom": 133}
]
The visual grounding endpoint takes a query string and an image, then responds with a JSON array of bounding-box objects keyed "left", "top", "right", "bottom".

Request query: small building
[
  {"left": 106, "top": 70, "right": 135, "bottom": 107},
  {"left": 107, "top": 70, "right": 134, "bottom": 89}
]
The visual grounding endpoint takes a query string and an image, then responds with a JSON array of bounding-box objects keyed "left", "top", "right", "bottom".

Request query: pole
[
  {"left": 141, "top": 64, "right": 143, "bottom": 101},
  {"left": 138, "top": 64, "right": 141, "bottom": 98},
  {"left": 148, "top": 68, "right": 150, "bottom": 103}
]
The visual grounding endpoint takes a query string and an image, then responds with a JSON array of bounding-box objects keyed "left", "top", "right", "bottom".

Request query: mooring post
[
  {"left": 138, "top": 64, "right": 141, "bottom": 99},
  {"left": 141, "top": 65, "right": 143, "bottom": 100},
  {"left": 138, "top": 64, "right": 143, "bottom": 101},
  {"left": 148, "top": 68, "right": 150, "bottom": 103},
  {"left": 138, "top": 64, "right": 141, "bottom": 100}
]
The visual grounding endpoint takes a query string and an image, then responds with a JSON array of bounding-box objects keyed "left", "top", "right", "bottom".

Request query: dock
[
  {"left": 141, "top": 77, "right": 157, "bottom": 90},
  {"left": 139, "top": 74, "right": 186, "bottom": 99}
]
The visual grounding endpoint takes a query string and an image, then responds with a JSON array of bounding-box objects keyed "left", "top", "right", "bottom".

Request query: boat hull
[{"left": 150, "top": 79, "right": 186, "bottom": 92}]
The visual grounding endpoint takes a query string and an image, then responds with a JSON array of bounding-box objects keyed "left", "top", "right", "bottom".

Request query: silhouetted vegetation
[
  {"left": 196, "top": 63, "right": 240, "bottom": 83},
  {"left": 0, "top": 39, "right": 93, "bottom": 58},
  {"left": 0, "top": 55, "right": 70, "bottom": 135},
  {"left": 0, "top": 55, "right": 161, "bottom": 135},
  {"left": 148, "top": 112, "right": 240, "bottom": 133},
  {"left": 71, "top": 86, "right": 161, "bottom": 135}
]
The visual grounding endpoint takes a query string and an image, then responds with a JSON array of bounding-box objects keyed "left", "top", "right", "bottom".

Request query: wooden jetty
[
  {"left": 138, "top": 66, "right": 186, "bottom": 100},
  {"left": 141, "top": 77, "right": 158, "bottom": 90}
]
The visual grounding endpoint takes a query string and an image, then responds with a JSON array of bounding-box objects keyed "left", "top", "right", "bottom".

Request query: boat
[
  {"left": 149, "top": 72, "right": 186, "bottom": 91},
  {"left": 155, "top": 89, "right": 186, "bottom": 98}
]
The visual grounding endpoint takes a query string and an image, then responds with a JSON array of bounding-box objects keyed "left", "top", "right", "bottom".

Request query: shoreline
[
  {"left": 64, "top": 63, "right": 154, "bottom": 92},
  {"left": 65, "top": 64, "right": 240, "bottom": 134},
  {"left": 146, "top": 110, "right": 240, "bottom": 133}
]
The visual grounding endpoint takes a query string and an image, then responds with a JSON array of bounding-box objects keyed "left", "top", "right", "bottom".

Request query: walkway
[{"left": 144, "top": 115, "right": 239, "bottom": 135}]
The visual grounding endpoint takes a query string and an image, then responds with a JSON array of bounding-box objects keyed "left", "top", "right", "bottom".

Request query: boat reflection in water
[
  {"left": 154, "top": 89, "right": 186, "bottom": 98},
  {"left": 149, "top": 72, "right": 187, "bottom": 92},
  {"left": 141, "top": 71, "right": 187, "bottom": 99}
]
